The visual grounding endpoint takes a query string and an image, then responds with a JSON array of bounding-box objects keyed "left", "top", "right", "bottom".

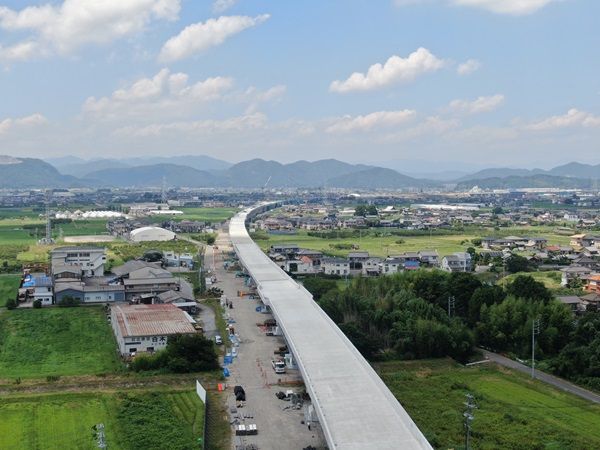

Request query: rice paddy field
[
  {"left": 0, "top": 307, "right": 122, "bottom": 379},
  {"left": 0, "top": 390, "right": 205, "bottom": 450},
  {"left": 377, "top": 359, "right": 600, "bottom": 449},
  {"left": 178, "top": 207, "right": 239, "bottom": 223}
]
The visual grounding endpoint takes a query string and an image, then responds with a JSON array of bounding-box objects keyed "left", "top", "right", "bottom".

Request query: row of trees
[
  {"left": 130, "top": 334, "right": 218, "bottom": 373},
  {"left": 305, "top": 270, "right": 593, "bottom": 387}
]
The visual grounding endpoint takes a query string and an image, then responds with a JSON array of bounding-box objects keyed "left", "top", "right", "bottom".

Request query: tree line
[{"left": 304, "top": 271, "right": 598, "bottom": 389}]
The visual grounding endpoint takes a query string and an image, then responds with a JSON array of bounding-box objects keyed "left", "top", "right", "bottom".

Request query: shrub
[
  {"left": 5, "top": 298, "right": 17, "bottom": 310},
  {"left": 58, "top": 295, "right": 81, "bottom": 307},
  {"left": 33, "top": 299, "right": 42, "bottom": 309}
]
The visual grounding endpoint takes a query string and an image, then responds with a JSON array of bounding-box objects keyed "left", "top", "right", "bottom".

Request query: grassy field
[
  {"left": 55, "top": 220, "right": 110, "bottom": 237},
  {"left": 256, "top": 224, "right": 575, "bottom": 258},
  {"left": 0, "top": 390, "right": 205, "bottom": 450},
  {"left": 0, "top": 307, "right": 122, "bottom": 379},
  {"left": 257, "top": 229, "right": 477, "bottom": 258},
  {"left": 0, "top": 274, "right": 21, "bottom": 307},
  {"left": 499, "top": 270, "right": 563, "bottom": 290},
  {"left": 377, "top": 359, "right": 600, "bottom": 449},
  {"left": 179, "top": 207, "right": 238, "bottom": 223}
]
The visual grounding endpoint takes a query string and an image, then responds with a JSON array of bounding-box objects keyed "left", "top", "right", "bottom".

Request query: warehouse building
[
  {"left": 110, "top": 303, "right": 197, "bottom": 356},
  {"left": 129, "top": 226, "right": 176, "bottom": 242}
]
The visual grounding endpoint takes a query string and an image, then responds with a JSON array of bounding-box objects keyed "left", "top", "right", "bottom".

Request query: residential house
[
  {"left": 560, "top": 266, "right": 593, "bottom": 286},
  {"left": 322, "top": 257, "right": 350, "bottom": 276},
  {"left": 585, "top": 275, "right": 600, "bottom": 294},
  {"left": 348, "top": 252, "right": 370, "bottom": 273},
  {"left": 362, "top": 257, "right": 382, "bottom": 276},
  {"left": 441, "top": 252, "right": 472, "bottom": 273},
  {"left": 419, "top": 250, "right": 439, "bottom": 267}
]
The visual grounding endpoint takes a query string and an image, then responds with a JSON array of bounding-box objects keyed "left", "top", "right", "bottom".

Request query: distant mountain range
[
  {"left": 2, "top": 154, "right": 600, "bottom": 190},
  {"left": 48, "top": 155, "right": 232, "bottom": 178}
]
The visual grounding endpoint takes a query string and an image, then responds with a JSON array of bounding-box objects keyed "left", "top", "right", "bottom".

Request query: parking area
[{"left": 206, "top": 233, "right": 326, "bottom": 450}]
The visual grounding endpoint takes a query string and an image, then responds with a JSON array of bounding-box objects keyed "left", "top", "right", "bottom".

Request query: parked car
[
  {"left": 271, "top": 359, "right": 286, "bottom": 374},
  {"left": 215, "top": 335, "right": 223, "bottom": 345}
]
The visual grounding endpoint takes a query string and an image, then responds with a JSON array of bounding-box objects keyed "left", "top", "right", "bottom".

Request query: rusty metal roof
[{"left": 113, "top": 303, "right": 196, "bottom": 337}]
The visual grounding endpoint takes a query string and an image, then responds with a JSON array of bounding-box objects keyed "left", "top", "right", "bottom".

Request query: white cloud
[
  {"left": 0, "top": 113, "right": 47, "bottom": 135},
  {"left": 239, "top": 85, "right": 287, "bottom": 113},
  {"left": 451, "top": 0, "right": 559, "bottom": 15},
  {"left": 158, "top": 14, "right": 270, "bottom": 63},
  {"left": 114, "top": 112, "right": 268, "bottom": 137},
  {"left": 83, "top": 68, "right": 234, "bottom": 119},
  {"left": 525, "top": 108, "right": 600, "bottom": 131},
  {"left": 326, "top": 110, "right": 416, "bottom": 133},
  {"left": 457, "top": 59, "right": 481, "bottom": 75},
  {"left": 213, "top": 0, "right": 238, "bottom": 13},
  {"left": 448, "top": 94, "right": 505, "bottom": 114},
  {"left": 380, "top": 116, "right": 460, "bottom": 142},
  {"left": 0, "top": 41, "right": 43, "bottom": 62},
  {"left": 329, "top": 47, "right": 446, "bottom": 93},
  {"left": 0, "top": 0, "right": 180, "bottom": 61},
  {"left": 393, "top": 0, "right": 561, "bottom": 15}
]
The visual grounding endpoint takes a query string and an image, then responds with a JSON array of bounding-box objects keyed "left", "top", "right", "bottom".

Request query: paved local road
[
  {"left": 206, "top": 232, "right": 325, "bottom": 450},
  {"left": 480, "top": 349, "right": 600, "bottom": 404}
]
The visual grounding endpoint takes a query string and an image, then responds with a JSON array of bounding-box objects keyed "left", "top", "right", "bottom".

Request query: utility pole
[
  {"left": 531, "top": 317, "right": 541, "bottom": 379},
  {"left": 448, "top": 295, "right": 456, "bottom": 318},
  {"left": 463, "top": 393, "right": 477, "bottom": 450},
  {"left": 92, "top": 423, "right": 107, "bottom": 449}
]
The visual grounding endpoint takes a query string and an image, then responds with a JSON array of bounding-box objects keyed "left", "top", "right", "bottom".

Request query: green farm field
[
  {"left": 256, "top": 230, "right": 476, "bottom": 258},
  {"left": 377, "top": 359, "right": 600, "bottom": 449},
  {"left": 0, "top": 390, "right": 205, "bottom": 450},
  {"left": 179, "top": 207, "right": 238, "bottom": 223},
  {"left": 257, "top": 225, "right": 574, "bottom": 258},
  {"left": 0, "top": 274, "right": 21, "bottom": 307},
  {"left": 0, "top": 307, "right": 122, "bottom": 379}
]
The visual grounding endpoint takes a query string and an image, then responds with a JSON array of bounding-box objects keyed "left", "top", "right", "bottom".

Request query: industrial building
[
  {"left": 51, "top": 246, "right": 107, "bottom": 277},
  {"left": 110, "top": 303, "right": 197, "bottom": 355},
  {"left": 129, "top": 226, "right": 176, "bottom": 242}
]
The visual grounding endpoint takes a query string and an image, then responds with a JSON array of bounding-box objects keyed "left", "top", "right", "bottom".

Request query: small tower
[{"left": 38, "top": 190, "right": 55, "bottom": 245}]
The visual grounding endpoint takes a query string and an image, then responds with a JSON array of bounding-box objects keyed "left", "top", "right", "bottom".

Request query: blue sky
[{"left": 0, "top": 0, "right": 598, "bottom": 171}]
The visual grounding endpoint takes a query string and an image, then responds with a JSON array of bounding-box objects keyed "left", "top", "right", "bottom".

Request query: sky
[{"left": 0, "top": 0, "right": 598, "bottom": 172}]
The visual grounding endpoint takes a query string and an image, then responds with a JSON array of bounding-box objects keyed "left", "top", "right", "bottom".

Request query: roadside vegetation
[
  {"left": 130, "top": 334, "right": 219, "bottom": 374},
  {"left": 307, "top": 270, "right": 600, "bottom": 392},
  {"left": 378, "top": 359, "right": 600, "bottom": 450}
]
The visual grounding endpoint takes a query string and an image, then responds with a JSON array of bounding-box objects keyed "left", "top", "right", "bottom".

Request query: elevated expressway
[{"left": 229, "top": 203, "right": 433, "bottom": 450}]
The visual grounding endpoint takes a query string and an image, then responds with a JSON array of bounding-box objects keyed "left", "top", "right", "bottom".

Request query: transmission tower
[
  {"left": 38, "top": 189, "right": 55, "bottom": 245},
  {"left": 161, "top": 176, "right": 168, "bottom": 205}
]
